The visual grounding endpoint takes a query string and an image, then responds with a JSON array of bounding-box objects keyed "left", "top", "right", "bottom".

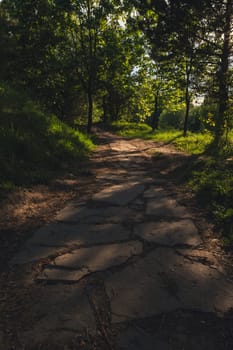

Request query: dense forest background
[
  {"left": 1, "top": 0, "right": 232, "bottom": 136},
  {"left": 0, "top": 0, "right": 232, "bottom": 138},
  {"left": 0, "top": 0, "right": 233, "bottom": 239}
]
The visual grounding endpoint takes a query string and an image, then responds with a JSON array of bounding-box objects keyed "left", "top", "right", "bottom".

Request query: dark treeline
[{"left": 0, "top": 0, "right": 232, "bottom": 145}]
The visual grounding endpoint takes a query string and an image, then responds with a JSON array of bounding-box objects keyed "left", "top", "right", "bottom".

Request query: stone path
[{"left": 10, "top": 132, "right": 233, "bottom": 349}]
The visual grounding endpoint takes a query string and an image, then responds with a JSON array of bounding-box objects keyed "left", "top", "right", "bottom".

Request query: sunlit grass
[
  {"left": 111, "top": 121, "right": 212, "bottom": 155},
  {"left": 111, "top": 121, "right": 152, "bottom": 138},
  {"left": 173, "top": 132, "right": 213, "bottom": 154}
]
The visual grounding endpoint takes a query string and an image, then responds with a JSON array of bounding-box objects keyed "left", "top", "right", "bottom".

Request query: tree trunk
[
  {"left": 183, "top": 92, "right": 190, "bottom": 137},
  {"left": 102, "top": 95, "right": 108, "bottom": 124},
  {"left": 183, "top": 61, "right": 191, "bottom": 137},
  {"left": 86, "top": 0, "right": 94, "bottom": 134},
  {"left": 151, "top": 92, "right": 161, "bottom": 130},
  {"left": 214, "top": 0, "right": 231, "bottom": 148},
  {"left": 87, "top": 87, "right": 93, "bottom": 133}
]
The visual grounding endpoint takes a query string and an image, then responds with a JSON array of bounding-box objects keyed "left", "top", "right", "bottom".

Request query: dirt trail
[{"left": 1, "top": 131, "right": 233, "bottom": 349}]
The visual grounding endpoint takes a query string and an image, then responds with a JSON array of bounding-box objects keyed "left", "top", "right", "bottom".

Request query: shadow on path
[{"left": 2, "top": 130, "right": 233, "bottom": 350}]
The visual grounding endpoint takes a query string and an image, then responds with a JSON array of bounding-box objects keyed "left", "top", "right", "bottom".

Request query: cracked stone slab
[
  {"left": 56, "top": 205, "right": 140, "bottom": 224},
  {"left": 143, "top": 187, "right": 168, "bottom": 199},
  {"left": 116, "top": 327, "right": 170, "bottom": 350},
  {"left": 146, "top": 197, "right": 191, "bottom": 218},
  {"left": 21, "top": 284, "right": 95, "bottom": 346},
  {"left": 92, "top": 182, "right": 145, "bottom": 206},
  {"left": 129, "top": 199, "right": 145, "bottom": 210},
  {"left": 39, "top": 267, "right": 90, "bottom": 282},
  {"left": 127, "top": 173, "right": 167, "bottom": 185},
  {"left": 106, "top": 248, "right": 233, "bottom": 323},
  {"left": 124, "top": 175, "right": 155, "bottom": 185},
  {"left": 40, "top": 241, "right": 143, "bottom": 281},
  {"left": 176, "top": 248, "right": 225, "bottom": 273},
  {"left": 134, "top": 220, "right": 201, "bottom": 246},
  {"left": 12, "top": 223, "right": 131, "bottom": 264},
  {"left": 96, "top": 172, "right": 124, "bottom": 178}
]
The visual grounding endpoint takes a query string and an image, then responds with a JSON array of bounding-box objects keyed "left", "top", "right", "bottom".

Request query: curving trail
[{"left": 4, "top": 131, "right": 233, "bottom": 349}]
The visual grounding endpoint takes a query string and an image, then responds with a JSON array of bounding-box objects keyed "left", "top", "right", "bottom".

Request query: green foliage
[
  {"left": 193, "top": 103, "right": 218, "bottom": 132},
  {"left": 0, "top": 83, "right": 93, "bottom": 190},
  {"left": 159, "top": 104, "right": 218, "bottom": 133},
  {"left": 159, "top": 110, "right": 185, "bottom": 130},
  {"left": 189, "top": 157, "right": 233, "bottom": 243},
  {"left": 111, "top": 121, "right": 152, "bottom": 137}
]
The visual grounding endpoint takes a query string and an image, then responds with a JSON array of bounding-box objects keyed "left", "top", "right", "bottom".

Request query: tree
[
  {"left": 0, "top": 0, "right": 75, "bottom": 119},
  {"left": 133, "top": 1, "right": 209, "bottom": 135},
  {"left": 66, "top": 0, "right": 118, "bottom": 132},
  {"left": 97, "top": 15, "right": 147, "bottom": 123}
]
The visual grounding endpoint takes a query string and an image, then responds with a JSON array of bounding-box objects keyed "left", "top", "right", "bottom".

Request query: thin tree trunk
[
  {"left": 183, "top": 91, "right": 190, "bottom": 137},
  {"left": 87, "top": 88, "right": 93, "bottom": 133},
  {"left": 102, "top": 95, "right": 108, "bottom": 124},
  {"left": 183, "top": 61, "right": 191, "bottom": 137},
  {"left": 87, "top": 0, "right": 94, "bottom": 133},
  {"left": 152, "top": 91, "right": 161, "bottom": 130},
  {"left": 214, "top": 0, "right": 231, "bottom": 147}
]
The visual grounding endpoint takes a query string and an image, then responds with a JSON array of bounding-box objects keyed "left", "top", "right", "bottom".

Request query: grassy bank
[
  {"left": 111, "top": 121, "right": 213, "bottom": 154},
  {"left": 111, "top": 121, "right": 233, "bottom": 244},
  {"left": 0, "top": 83, "right": 94, "bottom": 193}
]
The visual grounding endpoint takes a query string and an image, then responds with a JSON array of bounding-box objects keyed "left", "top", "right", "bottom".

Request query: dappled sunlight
[
  {"left": 106, "top": 247, "right": 233, "bottom": 323},
  {"left": 8, "top": 131, "right": 233, "bottom": 348},
  {"left": 12, "top": 221, "right": 132, "bottom": 264},
  {"left": 2, "top": 0, "right": 233, "bottom": 345},
  {"left": 41, "top": 241, "right": 143, "bottom": 280}
]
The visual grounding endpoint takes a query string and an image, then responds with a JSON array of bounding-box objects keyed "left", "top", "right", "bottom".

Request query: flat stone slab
[
  {"left": 92, "top": 182, "right": 145, "bottom": 206},
  {"left": 21, "top": 284, "right": 95, "bottom": 346},
  {"left": 143, "top": 187, "right": 168, "bottom": 199},
  {"left": 106, "top": 248, "right": 233, "bottom": 323},
  {"left": 125, "top": 175, "right": 155, "bottom": 185},
  {"left": 176, "top": 248, "right": 225, "bottom": 273},
  {"left": 40, "top": 241, "right": 143, "bottom": 281},
  {"left": 116, "top": 327, "right": 170, "bottom": 350},
  {"left": 134, "top": 220, "right": 201, "bottom": 246},
  {"left": 12, "top": 223, "right": 131, "bottom": 264},
  {"left": 39, "top": 267, "right": 90, "bottom": 282},
  {"left": 56, "top": 205, "right": 140, "bottom": 224},
  {"left": 146, "top": 198, "right": 190, "bottom": 218}
]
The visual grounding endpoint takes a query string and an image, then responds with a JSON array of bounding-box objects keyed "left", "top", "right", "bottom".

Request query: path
[{"left": 4, "top": 131, "right": 233, "bottom": 349}]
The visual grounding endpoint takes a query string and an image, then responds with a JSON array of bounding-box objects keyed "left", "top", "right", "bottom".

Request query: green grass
[
  {"left": 111, "top": 121, "right": 213, "bottom": 154},
  {"left": 0, "top": 83, "right": 94, "bottom": 192},
  {"left": 111, "top": 121, "right": 152, "bottom": 138}
]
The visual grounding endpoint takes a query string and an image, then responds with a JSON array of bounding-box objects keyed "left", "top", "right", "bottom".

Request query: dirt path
[{"left": 1, "top": 131, "right": 233, "bottom": 349}]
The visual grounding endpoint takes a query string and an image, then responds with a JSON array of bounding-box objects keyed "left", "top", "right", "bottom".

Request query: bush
[
  {"left": 110, "top": 121, "right": 152, "bottom": 138},
  {"left": 159, "top": 109, "right": 185, "bottom": 130},
  {"left": 189, "top": 157, "right": 233, "bottom": 242}
]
